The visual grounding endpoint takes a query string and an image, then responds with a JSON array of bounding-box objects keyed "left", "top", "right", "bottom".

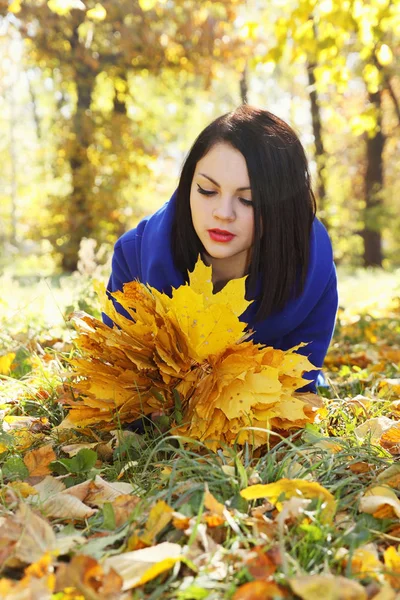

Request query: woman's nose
[{"left": 213, "top": 197, "right": 235, "bottom": 220}]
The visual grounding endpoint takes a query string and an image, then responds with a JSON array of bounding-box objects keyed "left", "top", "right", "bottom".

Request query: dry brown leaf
[
  {"left": 354, "top": 417, "right": 396, "bottom": 442},
  {"left": 103, "top": 542, "right": 182, "bottom": 591},
  {"left": 61, "top": 442, "right": 99, "bottom": 456},
  {"left": 43, "top": 493, "right": 97, "bottom": 520},
  {"left": 23, "top": 445, "right": 56, "bottom": 477},
  {"left": 55, "top": 554, "right": 125, "bottom": 599},
  {"left": 359, "top": 486, "right": 400, "bottom": 519},
  {"left": 0, "top": 503, "right": 57, "bottom": 567},
  {"left": 289, "top": 574, "right": 367, "bottom": 600},
  {"left": 112, "top": 494, "right": 141, "bottom": 528},
  {"left": 377, "top": 465, "right": 400, "bottom": 488},
  {"left": 29, "top": 475, "right": 136, "bottom": 521}
]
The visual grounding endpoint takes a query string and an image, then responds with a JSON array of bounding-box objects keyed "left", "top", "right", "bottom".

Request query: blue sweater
[{"left": 102, "top": 189, "right": 338, "bottom": 392}]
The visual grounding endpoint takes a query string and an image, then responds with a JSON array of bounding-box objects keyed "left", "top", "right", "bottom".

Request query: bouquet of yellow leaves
[{"left": 62, "top": 258, "right": 322, "bottom": 450}]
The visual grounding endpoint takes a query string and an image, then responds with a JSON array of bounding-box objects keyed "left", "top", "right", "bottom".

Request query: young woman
[{"left": 103, "top": 104, "right": 338, "bottom": 393}]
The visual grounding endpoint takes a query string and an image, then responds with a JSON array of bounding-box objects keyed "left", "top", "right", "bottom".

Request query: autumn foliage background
[{"left": 1, "top": 0, "right": 400, "bottom": 599}]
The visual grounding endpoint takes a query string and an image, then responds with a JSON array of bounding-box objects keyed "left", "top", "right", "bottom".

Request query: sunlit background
[{"left": 0, "top": 0, "right": 399, "bottom": 336}]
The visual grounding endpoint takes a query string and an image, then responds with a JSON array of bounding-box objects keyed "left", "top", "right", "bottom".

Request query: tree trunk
[
  {"left": 8, "top": 82, "right": 18, "bottom": 247},
  {"left": 362, "top": 90, "right": 384, "bottom": 267},
  {"left": 239, "top": 60, "right": 248, "bottom": 104},
  {"left": 307, "top": 60, "right": 328, "bottom": 228},
  {"left": 61, "top": 28, "right": 97, "bottom": 271}
]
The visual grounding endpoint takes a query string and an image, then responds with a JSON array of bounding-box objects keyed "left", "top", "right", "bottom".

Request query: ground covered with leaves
[{"left": 1, "top": 271, "right": 400, "bottom": 599}]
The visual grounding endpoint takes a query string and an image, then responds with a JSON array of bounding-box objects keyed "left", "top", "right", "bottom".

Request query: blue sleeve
[
  {"left": 280, "top": 266, "right": 338, "bottom": 392},
  {"left": 102, "top": 233, "right": 139, "bottom": 328}
]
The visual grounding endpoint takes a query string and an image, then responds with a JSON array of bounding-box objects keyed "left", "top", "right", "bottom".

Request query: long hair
[{"left": 171, "top": 104, "right": 316, "bottom": 321}]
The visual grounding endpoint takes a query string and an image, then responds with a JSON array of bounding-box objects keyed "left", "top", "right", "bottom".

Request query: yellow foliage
[
  {"left": 0, "top": 352, "right": 16, "bottom": 375},
  {"left": 64, "top": 258, "right": 319, "bottom": 448},
  {"left": 240, "top": 478, "right": 336, "bottom": 523}
]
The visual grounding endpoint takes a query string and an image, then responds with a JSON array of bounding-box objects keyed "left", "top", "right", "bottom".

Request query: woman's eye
[
  {"left": 197, "top": 184, "right": 253, "bottom": 206},
  {"left": 197, "top": 184, "right": 215, "bottom": 196}
]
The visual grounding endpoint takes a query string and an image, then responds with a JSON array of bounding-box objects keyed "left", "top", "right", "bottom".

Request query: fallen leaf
[
  {"left": 0, "top": 503, "right": 56, "bottom": 566},
  {"left": 7, "top": 481, "right": 38, "bottom": 498},
  {"left": 359, "top": 486, "right": 400, "bottom": 519},
  {"left": 244, "top": 546, "right": 278, "bottom": 580},
  {"left": 204, "top": 487, "right": 225, "bottom": 516},
  {"left": 24, "top": 444, "right": 56, "bottom": 476},
  {"left": 232, "top": 580, "right": 287, "bottom": 599},
  {"left": 140, "top": 499, "right": 174, "bottom": 546},
  {"left": 380, "top": 379, "right": 400, "bottom": 397},
  {"left": 103, "top": 542, "right": 182, "bottom": 590},
  {"left": 380, "top": 424, "right": 400, "bottom": 454},
  {"left": 383, "top": 546, "right": 400, "bottom": 590},
  {"left": 55, "top": 554, "right": 124, "bottom": 599},
  {"left": 203, "top": 514, "right": 225, "bottom": 528},
  {"left": 369, "top": 584, "right": 396, "bottom": 600},
  {"left": 348, "top": 462, "right": 373, "bottom": 474},
  {"left": 343, "top": 546, "right": 382, "bottom": 579},
  {"left": 0, "top": 352, "right": 16, "bottom": 375},
  {"left": 377, "top": 465, "right": 400, "bottom": 488},
  {"left": 354, "top": 417, "right": 396, "bottom": 442},
  {"left": 112, "top": 494, "right": 141, "bottom": 528},
  {"left": 61, "top": 442, "right": 99, "bottom": 456},
  {"left": 240, "top": 479, "right": 336, "bottom": 523},
  {"left": 289, "top": 574, "right": 367, "bottom": 600}
]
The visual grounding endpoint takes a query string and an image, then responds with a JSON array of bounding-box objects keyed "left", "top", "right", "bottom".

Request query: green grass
[{"left": 0, "top": 265, "right": 400, "bottom": 598}]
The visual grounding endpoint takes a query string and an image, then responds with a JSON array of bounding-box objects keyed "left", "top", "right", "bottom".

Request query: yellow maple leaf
[
  {"left": 384, "top": 546, "right": 400, "bottom": 590},
  {"left": 240, "top": 478, "right": 336, "bottom": 523},
  {"left": 64, "top": 257, "right": 318, "bottom": 447},
  {"left": 0, "top": 352, "right": 16, "bottom": 375},
  {"left": 139, "top": 500, "right": 174, "bottom": 546}
]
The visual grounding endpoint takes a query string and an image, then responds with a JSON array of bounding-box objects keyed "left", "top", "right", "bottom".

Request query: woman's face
[{"left": 189, "top": 142, "right": 255, "bottom": 277}]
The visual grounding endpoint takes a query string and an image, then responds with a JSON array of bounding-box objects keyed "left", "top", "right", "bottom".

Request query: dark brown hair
[{"left": 171, "top": 104, "right": 316, "bottom": 321}]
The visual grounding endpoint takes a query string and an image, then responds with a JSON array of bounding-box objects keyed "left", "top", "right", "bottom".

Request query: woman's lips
[{"left": 208, "top": 230, "right": 235, "bottom": 242}]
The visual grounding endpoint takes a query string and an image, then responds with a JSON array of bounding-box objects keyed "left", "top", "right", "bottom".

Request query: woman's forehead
[{"left": 195, "top": 143, "right": 250, "bottom": 187}]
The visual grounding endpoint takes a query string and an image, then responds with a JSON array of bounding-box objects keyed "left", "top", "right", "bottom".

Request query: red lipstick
[{"left": 208, "top": 229, "right": 235, "bottom": 243}]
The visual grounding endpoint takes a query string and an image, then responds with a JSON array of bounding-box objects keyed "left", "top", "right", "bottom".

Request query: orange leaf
[
  {"left": 204, "top": 514, "right": 225, "bottom": 528},
  {"left": 245, "top": 547, "right": 278, "bottom": 580},
  {"left": 232, "top": 580, "right": 287, "bottom": 600},
  {"left": 204, "top": 487, "right": 224, "bottom": 516},
  {"left": 380, "top": 424, "right": 400, "bottom": 454},
  {"left": 172, "top": 515, "right": 191, "bottom": 530},
  {"left": 55, "top": 554, "right": 123, "bottom": 599},
  {"left": 348, "top": 462, "right": 372, "bottom": 474},
  {"left": 24, "top": 445, "right": 56, "bottom": 476}
]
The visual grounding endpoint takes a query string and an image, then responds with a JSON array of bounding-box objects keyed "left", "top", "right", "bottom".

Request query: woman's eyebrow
[{"left": 198, "top": 172, "right": 251, "bottom": 191}]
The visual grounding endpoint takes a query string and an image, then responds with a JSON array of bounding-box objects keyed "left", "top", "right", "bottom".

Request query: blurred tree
[
  {"left": 2, "top": 0, "right": 245, "bottom": 270},
  {"left": 255, "top": 0, "right": 400, "bottom": 266}
]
